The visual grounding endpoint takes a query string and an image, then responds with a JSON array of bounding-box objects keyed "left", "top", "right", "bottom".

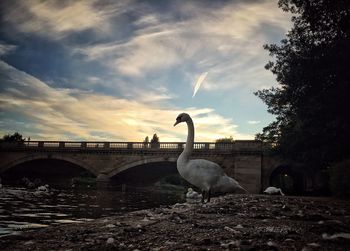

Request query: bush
[
  {"left": 215, "top": 136, "right": 234, "bottom": 143},
  {"left": 1, "top": 132, "right": 25, "bottom": 143},
  {"left": 329, "top": 159, "right": 350, "bottom": 197},
  {"left": 150, "top": 133, "right": 160, "bottom": 148}
]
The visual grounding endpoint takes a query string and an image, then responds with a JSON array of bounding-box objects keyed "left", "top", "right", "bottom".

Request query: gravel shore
[{"left": 1, "top": 194, "right": 350, "bottom": 250}]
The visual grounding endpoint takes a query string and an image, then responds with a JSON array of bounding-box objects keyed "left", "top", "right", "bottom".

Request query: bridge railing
[{"left": 0, "top": 140, "right": 262, "bottom": 153}]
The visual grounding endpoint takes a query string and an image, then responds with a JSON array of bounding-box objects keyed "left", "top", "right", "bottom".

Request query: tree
[
  {"left": 150, "top": 133, "right": 160, "bottom": 148},
  {"left": 143, "top": 136, "right": 149, "bottom": 148},
  {"left": 216, "top": 136, "right": 234, "bottom": 143},
  {"left": 255, "top": 0, "right": 350, "bottom": 167},
  {"left": 1, "top": 132, "right": 25, "bottom": 143},
  {"left": 150, "top": 133, "right": 159, "bottom": 144}
]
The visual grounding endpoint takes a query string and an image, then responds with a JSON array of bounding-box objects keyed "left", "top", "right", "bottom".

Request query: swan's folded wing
[
  {"left": 188, "top": 159, "right": 224, "bottom": 173},
  {"left": 183, "top": 159, "right": 224, "bottom": 189},
  {"left": 213, "top": 176, "right": 248, "bottom": 194}
]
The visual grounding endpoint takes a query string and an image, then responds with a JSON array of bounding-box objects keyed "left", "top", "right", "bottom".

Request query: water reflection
[{"left": 0, "top": 185, "right": 185, "bottom": 237}]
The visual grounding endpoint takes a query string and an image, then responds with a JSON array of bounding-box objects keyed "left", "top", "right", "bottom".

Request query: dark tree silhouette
[
  {"left": 1, "top": 132, "right": 25, "bottom": 143},
  {"left": 150, "top": 133, "right": 160, "bottom": 148},
  {"left": 150, "top": 133, "right": 159, "bottom": 144},
  {"left": 255, "top": 0, "right": 350, "bottom": 167},
  {"left": 216, "top": 136, "right": 234, "bottom": 143}
]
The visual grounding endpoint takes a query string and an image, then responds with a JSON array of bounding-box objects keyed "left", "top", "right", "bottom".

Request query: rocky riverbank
[{"left": 1, "top": 194, "right": 349, "bottom": 250}]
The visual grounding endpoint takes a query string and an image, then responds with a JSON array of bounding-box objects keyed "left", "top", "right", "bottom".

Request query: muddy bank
[{"left": 1, "top": 195, "right": 350, "bottom": 250}]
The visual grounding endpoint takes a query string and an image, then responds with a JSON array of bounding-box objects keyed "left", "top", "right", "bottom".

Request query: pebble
[
  {"left": 297, "top": 210, "right": 304, "bottom": 217},
  {"left": 150, "top": 248, "right": 161, "bottom": 251},
  {"left": 284, "top": 238, "right": 295, "bottom": 242},
  {"left": 173, "top": 203, "right": 185, "bottom": 208},
  {"left": 106, "top": 237, "right": 114, "bottom": 244},
  {"left": 220, "top": 240, "right": 240, "bottom": 248},
  {"left": 141, "top": 216, "right": 150, "bottom": 222},
  {"left": 267, "top": 240, "right": 277, "bottom": 247},
  {"left": 322, "top": 233, "right": 350, "bottom": 240},
  {"left": 301, "top": 246, "right": 313, "bottom": 251},
  {"left": 224, "top": 226, "right": 240, "bottom": 234},
  {"left": 307, "top": 243, "right": 320, "bottom": 247},
  {"left": 164, "top": 241, "right": 177, "bottom": 245},
  {"left": 326, "top": 219, "right": 343, "bottom": 224}
]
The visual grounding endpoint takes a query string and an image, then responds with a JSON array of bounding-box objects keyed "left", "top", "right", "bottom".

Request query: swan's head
[
  {"left": 187, "top": 187, "right": 193, "bottom": 192},
  {"left": 174, "top": 113, "right": 190, "bottom": 126}
]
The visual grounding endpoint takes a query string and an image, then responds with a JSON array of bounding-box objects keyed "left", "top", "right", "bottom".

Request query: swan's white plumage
[
  {"left": 263, "top": 186, "right": 285, "bottom": 196},
  {"left": 37, "top": 185, "right": 49, "bottom": 192},
  {"left": 186, "top": 188, "right": 202, "bottom": 199},
  {"left": 174, "top": 113, "right": 247, "bottom": 201}
]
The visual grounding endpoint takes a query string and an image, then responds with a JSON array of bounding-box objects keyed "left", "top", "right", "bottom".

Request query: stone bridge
[{"left": 0, "top": 140, "right": 295, "bottom": 194}]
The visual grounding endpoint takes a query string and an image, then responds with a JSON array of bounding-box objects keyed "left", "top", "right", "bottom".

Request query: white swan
[
  {"left": 174, "top": 113, "right": 247, "bottom": 202},
  {"left": 186, "top": 188, "right": 203, "bottom": 200},
  {"left": 37, "top": 184, "right": 49, "bottom": 192},
  {"left": 263, "top": 186, "right": 285, "bottom": 196}
]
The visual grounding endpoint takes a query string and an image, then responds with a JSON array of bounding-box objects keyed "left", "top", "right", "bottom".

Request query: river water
[{"left": 0, "top": 184, "right": 185, "bottom": 237}]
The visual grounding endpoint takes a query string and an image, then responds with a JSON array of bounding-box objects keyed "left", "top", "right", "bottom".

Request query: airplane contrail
[{"left": 192, "top": 72, "right": 208, "bottom": 98}]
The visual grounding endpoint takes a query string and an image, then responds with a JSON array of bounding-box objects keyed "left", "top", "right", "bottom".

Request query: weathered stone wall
[{"left": 234, "top": 155, "right": 262, "bottom": 193}]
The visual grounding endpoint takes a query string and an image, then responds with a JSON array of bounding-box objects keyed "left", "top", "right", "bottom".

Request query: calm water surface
[{"left": 0, "top": 185, "right": 185, "bottom": 237}]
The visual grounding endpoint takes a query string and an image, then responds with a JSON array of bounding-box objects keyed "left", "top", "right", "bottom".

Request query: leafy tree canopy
[
  {"left": 255, "top": 0, "right": 350, "bottom": 167},
  {"left": 216, "top": 136, "right": 234, "bottom": 143},
  {"left": 1, "top": 132, "right": 25, "bottom": 142},
  {"left": 150, "top": 133, "right": 159, "bottom": 144}
]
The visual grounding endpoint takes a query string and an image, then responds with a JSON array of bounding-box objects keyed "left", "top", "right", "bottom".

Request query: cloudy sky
[{"left": 0, "top": 0, "right": 292, "bottom": 142}]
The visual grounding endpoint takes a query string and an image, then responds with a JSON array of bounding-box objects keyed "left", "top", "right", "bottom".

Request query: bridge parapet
[{"left": 0, "top": 140, "right": 262, "bottom": 155}]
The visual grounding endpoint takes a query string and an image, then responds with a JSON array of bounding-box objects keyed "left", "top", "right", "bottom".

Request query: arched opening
[
  {"left": 111, "top": 161, "right": 186, "bottom": 188},
  {"left": 1, "top": 159, "right": 95, "bottom": 187},
  {"left": 269, "top": 165, "right": 305, "bottom": 195}
]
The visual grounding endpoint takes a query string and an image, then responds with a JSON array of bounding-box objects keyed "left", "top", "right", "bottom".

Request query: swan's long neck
[{"left": 179, "top": 118, "right": 194, "bottom": 162}]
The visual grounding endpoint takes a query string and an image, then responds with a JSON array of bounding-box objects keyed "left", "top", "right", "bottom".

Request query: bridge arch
[
  {"left": 107, "top": 157, "right": 178, "bottom": 178},
  {"left": 269, "top": 164, "right": 306, "bottom": 194},
  {"left": 0, "top": 154, "right": 98, "bottom": 177}
]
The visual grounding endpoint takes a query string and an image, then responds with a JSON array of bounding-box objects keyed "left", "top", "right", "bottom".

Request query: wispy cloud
[
  {"left": 1, "top": 0, "right": 132, "bottom": 39},
  {"left": 0, "top": 61, "right": 249, "bottom": 141},
  {"left": 75, "top": 29, "right": 183, "bottom": 77},
  {"left": 73, "top": 0, "right": 291, "bottom": 92},
  {"left": 0, "top": 41, "right": 17, "bottom": 56}
]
